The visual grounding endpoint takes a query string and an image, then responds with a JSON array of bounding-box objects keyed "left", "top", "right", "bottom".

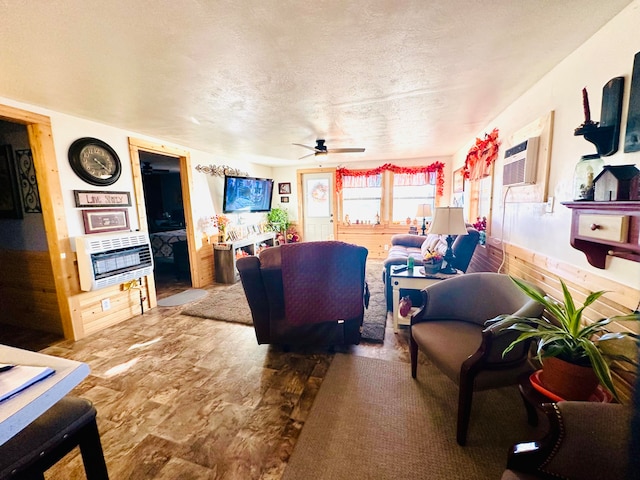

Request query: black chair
[{"left": 0, "top": 396, "right": 108, "bottom": 479}]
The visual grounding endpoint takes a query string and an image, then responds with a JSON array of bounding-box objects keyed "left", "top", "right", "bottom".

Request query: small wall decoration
[
  {"left": 74, "top": 190, "right": 132, "bottom": 208},
  {"left": 278, "top": 182, "right": 291, "bottom": 194},
  {"left": 82, "top": 208, "right": 130, "bottom": 234},
  {"left": 453, "top": 167, "right": 465, "bottom": 193},
  {"left": 0, "top": 144, "right": 23, "bottom": 219},
  {"left": 14, "top": 149, "right": 42, "bottom": 213},
  {"left": 625, "top": 51, "right": 640, "bottom": 153},
  {"left": 593, "top": 164, "right": 640, "bottom": 201},
  {"left": 195, "top": 164, "right": 248, "bottom": 177},
  {"left": 281, "top": 196, "right": 290, "bottom": 203}
]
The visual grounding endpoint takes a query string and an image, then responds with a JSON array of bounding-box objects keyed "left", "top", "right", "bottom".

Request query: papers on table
[{"left": 0, "top": 365, "right": 55, "bottom": 403}]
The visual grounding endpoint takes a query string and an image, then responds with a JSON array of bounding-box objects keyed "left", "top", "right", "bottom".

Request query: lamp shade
[
  {"left": 415, "top": 204, "right": 432, "bottom": 218},
  {"left": 428, "top": 207, "right": 467, "bottom": 235}
]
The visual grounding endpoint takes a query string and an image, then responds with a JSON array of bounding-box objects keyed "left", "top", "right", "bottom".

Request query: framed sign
[
  {"left": 278, "top": 182, "right": 291, "bottom": 194},
  {"left": 0, "top": 145, "right": 23, "bottom": 219},
  {"left": 281, "top": 196, "right": 290, "bottom": 203},
  {"left": 74, "top": 190, "right": 132, "bottom": 208},
  {"left": 82, "top": 208, "right": 130, "bottom": 234}
]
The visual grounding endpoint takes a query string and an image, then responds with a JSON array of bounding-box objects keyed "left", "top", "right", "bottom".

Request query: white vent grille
[
  {"left": 503, "top": 137, "right": 539, "bottom": 187},
  {"left": 76, "top": 232, "right": 153, "bottom": 291}
]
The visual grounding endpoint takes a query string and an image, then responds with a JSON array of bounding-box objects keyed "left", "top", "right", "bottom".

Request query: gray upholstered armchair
[
  {"left": 502, "top": 402, "right": 631, "bottom": 480},
  {"left": 409, "top": 272, "right": 544, "bottom": 445},
  {"left": 237, "top": 241, "right": 368, "bottom": 347}
]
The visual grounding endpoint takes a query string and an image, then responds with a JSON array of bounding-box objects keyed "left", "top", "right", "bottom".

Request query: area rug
[
  {"left": 156, "top": 289, "right": 208, "bottom": 307},
  {"left": 181, "top": 260, "right": 388, "bottom": 342},
  {"left": 283, "top": 354, "right": 536, "bottom": 480}
]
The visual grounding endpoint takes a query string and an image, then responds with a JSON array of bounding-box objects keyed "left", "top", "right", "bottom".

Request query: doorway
[
  {"left": 139, "top": 152, "right": 191, "bottom": 297},
  {"left": 298, "top": 169, "right": 336, "bottom": 241}
]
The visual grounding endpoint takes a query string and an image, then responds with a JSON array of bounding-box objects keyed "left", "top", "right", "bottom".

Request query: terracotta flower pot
[{"left": 541, "top": 356, "right": 599, "bottom": 400}]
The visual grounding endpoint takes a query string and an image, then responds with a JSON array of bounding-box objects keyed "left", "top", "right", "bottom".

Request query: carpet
[
  {"left": 156, "top": 289, "right": 208, "bottom": 307},
  {"left": 181, "top": 260, "right": 388, "bottom": 342},
  {"left": 283, "top": 354, "right": 536, "bottom": 480}
]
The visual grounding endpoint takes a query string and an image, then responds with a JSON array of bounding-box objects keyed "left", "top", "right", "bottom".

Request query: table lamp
[
  {"left": 428, "top": 207, "right": 468, "bottom": 274},
  {"left": 415, "top": 204, "right": 432, "bottom": 235}
]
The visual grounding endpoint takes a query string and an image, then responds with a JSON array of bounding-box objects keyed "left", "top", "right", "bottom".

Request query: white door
[{"left": 302, "top": 172, "right": 334, "bottom": 241}]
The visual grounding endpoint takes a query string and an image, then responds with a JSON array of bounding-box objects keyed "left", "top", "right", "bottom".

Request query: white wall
[
  {"left": 451, "top": 0, "right": 640, "bottom": 288},
  {"left": 0, "top": 95, "right": 274, "bottom": 239}
]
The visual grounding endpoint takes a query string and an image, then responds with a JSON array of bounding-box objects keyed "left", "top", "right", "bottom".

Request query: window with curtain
[
  {"left": 341, "top": 173, "right": 382, "bottom": 224},
  {"left": 391, "top": 172, "right": 436, "bottom": 223}
]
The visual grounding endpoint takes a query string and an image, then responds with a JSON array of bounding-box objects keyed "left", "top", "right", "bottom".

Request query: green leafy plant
[
  {"left": 492, "top": 276, "right": 640, "bottom": 401},
  {"left": 266, "top": 207, "right": 289, "bottom": 234}
]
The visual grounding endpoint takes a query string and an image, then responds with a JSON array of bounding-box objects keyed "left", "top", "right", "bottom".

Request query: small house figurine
[{"left": 593, "top": 164, "right": 640, "bottom": 201}]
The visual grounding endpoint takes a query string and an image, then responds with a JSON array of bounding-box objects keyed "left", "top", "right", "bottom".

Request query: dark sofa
[{"left": 382, "top": 226, "right": 480, "bottom": 310}]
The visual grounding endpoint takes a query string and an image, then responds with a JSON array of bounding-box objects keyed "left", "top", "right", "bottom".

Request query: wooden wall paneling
[
  {"left": 0, "top": 250, "right": 62, "bottom": 334},
  {"left": 468, "top": 237, "right": 638, "bottom": 402}
]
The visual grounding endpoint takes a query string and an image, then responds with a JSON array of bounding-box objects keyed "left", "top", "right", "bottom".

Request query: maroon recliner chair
[{"left": 237, "top": 241, "right": 369, "bottom": 346}]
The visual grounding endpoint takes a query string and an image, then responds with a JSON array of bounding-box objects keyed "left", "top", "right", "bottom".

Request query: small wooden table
[
  {"left": 390, "top": 267, "right": 460, "bottom": 332},
  {"left": 0, "top": 345, "right": 90, "bottom": 446}
]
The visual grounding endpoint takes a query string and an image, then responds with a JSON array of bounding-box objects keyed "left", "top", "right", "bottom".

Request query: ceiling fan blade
[
  {"left": 292, "top": 143, "right": 319, "bottom": 152},
  {"left": 326, "top": 147, "right": 366, "bottom": 153},
  {"left": 298, "top": 152, "right": 316, "bottom": 160}
]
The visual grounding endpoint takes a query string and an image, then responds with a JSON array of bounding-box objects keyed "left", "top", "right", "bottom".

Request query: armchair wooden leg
[
  {"left": 410, "top": 331, "right": 418, "bottom": 379},
  {"left": 457, "top": 379, "right": 474, "bottom": 446}
]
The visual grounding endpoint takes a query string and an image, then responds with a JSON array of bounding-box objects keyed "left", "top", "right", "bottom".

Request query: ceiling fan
[{"left": 293, "top": 139, "right": 365, "bottom": 160}]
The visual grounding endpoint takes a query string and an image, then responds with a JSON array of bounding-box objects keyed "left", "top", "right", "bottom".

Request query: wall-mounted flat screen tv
[{"left": 222, "top": 175, "right": 274, "bottom": 213}]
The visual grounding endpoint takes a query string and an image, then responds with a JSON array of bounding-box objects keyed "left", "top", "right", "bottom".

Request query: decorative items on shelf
[
  {"left": 593, "top": 164, "right": 640, "bottom": 201},
  {"left": 213, "top": 213, "right": 230, "bottom": 242},
  {"left": 572, "top": 154, "right": 604, "bottom": 201},
  {"left": 574, "top": 78, "right": 624, "bottom": 157}
]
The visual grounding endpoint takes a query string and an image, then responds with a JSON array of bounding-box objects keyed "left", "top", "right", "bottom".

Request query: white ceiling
[{"left": 0, "top": 1, "right": 632, "bottom": 167}]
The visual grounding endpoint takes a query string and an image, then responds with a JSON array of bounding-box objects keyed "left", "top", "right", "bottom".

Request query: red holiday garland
[
  {"left": 335, "top": 162, "right": 445, "bottom": 196},
  {"left": 463, "top": 128, "right": 500, "bottom": 180}
]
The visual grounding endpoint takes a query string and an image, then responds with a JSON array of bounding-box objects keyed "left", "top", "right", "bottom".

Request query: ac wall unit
[
  {"left": 502, "top": 137, "right": 539, "bottom": 186},
  {"left": 75, "top": 231, "right": 154, "bottom": 291}
]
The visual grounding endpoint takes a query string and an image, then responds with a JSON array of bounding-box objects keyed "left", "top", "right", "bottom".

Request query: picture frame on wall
[
  {"left": 74, "top": 190, "right": 132, "bottom": 208},
  {"left": 278, "top": 182, "right": 291, "bottom": 194},
  {"left": 0, "top": 144, "right": 23, "bottom": 219},
  {"left": 82, "top": 208, "right": 130, "bottom": 234},
  {"left": 281, "top": 196, "right": 289, "bottom": 203},
  {"left": 453, "top": 167, "right": 465, "bottom": 193}
]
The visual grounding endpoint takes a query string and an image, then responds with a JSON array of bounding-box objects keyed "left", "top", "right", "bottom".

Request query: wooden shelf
[
  {"left": 213, "top": 232, "right": 276, "bottom": 283},
  {"left": 561, "top": 201, "right": 640, "bottom": 268}
]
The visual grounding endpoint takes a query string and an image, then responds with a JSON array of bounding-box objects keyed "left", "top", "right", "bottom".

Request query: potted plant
[
  {"left": 266, "top": 207, "right": 289, "bottom": 239},
  {"left": 492, "top": 277, "right": 639, "bottom": 401}
]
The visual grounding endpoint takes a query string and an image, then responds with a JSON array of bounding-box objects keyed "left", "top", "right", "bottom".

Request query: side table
[{"left": 390, "top": 267, "right": 460, "bottom": 333}]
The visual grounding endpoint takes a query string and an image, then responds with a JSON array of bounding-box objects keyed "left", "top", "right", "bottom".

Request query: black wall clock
[{"left": 68, "top": 137, "right": 122, "bottom": 186}]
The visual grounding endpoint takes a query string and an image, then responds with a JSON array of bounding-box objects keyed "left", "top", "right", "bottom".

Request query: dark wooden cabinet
[{"left": 562, "top": 201, "right": 640, "bottom": 268}]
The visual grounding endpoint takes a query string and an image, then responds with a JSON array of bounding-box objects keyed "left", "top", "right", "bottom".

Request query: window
[
  {"left": 391, "top": 172, "right": 436, "bottom": 223},
  {"left": 341, "top": 173, "right": 382, "bottom": 224}
]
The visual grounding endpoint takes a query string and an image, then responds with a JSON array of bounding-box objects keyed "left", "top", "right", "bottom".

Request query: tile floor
[{"left": 2, "top": 279, "right": 412, "bottom": 479}]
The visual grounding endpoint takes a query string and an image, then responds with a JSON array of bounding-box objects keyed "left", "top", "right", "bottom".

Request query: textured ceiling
[{"left": 0, "top": 1, "right": 632, "bottom": 167}]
